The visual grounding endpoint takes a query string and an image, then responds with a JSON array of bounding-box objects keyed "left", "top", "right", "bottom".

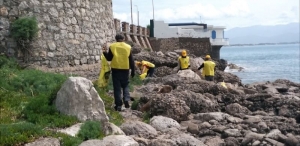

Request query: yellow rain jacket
[
  {"left": 97, "top": 54, "right": 111, "bottom": 87},
  {"left": 141, "top": 60, "right": 155, "bottom": 74}
]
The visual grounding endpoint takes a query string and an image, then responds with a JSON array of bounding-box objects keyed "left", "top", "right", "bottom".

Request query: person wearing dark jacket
[{"left": 103, "top": 34, "right": 135, "bottom": 111}]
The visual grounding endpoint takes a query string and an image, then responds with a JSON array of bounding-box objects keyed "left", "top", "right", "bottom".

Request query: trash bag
[
  {"left": 220, "top": 81, "right": 227, "bottom": 89},
  {"left": 97, "top": 54, "right": 111, "bottom": 88},
  {"left": 139, "top": 73, "right": 147, "bottom": 80}
]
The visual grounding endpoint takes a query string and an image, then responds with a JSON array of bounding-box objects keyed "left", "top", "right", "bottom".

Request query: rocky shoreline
[{"left": 25, "top": 50, "right": 300, "bottom": 146}]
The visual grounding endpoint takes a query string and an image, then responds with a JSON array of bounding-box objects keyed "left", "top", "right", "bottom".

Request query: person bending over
[{"left": 198, "top": 55, "right": 216, "bottom": 81}]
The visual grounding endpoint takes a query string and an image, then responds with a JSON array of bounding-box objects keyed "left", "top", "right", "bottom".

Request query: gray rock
[
  {"left": 150, "top": 116, "right": 180, "bottom": 131},
  {"left": 149, "top": 138, "right": 177, "bottom": 146},
  {"left": 198, "top": 122, "right": 212, "bottom": 130},
  {"left": 285, "top": 133, "right": 300, "bottom": 146},
  {"left": 241, "top": 132, "right": 265, "bottom": 145},
  {"left": 252, "top": 140, "right": 260, "bottom": 146},
  {"left": 225, "top": 103, "right": 251, "bottom": 117},
  {"left": 205, "top": 137, "right": 225, "bottom": 146},
  {"left": 104, "top": 122, "right": 125, "bottom": 135},
  {"left": 194, "top": 112, "right": 229, "bottom": 122},
  {"left": 224, "top": 137, "right": 239, "bottom": 146},
  {"left": 171, "top": 133, "right": 207, "bottom": 146},
  {"left": 186, "top": 122, "right": 199, "bottom": 134},
  {"left": 25, "top": 137, "right": 60, "bottom": 146},
  {"left": 223, "top": 129, "right": 242, "bottom": 137},
  {"left": 55, "top": 77, "right": 108, "bottom": 122},
  {"left": 57, "top": 123, "right": 83, "bottom": 137},
  {"left": 264, "top": 138, "right": 284, "bottom": 146},
  {"left": 120, "top": 120, "right": 157, "bottom": 139},
  {"left": 79, "top": 135, "right": 139, "bottom": 146},
  {"left": 150, "top": 93, "right": 191, "bottom": 122},
  {"left": 265, "top": 129, "right": 282, "bottom": 140}
]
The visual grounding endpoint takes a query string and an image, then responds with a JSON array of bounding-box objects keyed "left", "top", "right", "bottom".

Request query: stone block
[{"left": 0, "top": 6, "right": 8, "bottom": 16}]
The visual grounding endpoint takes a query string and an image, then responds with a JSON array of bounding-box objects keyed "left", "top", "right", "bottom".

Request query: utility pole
[
  {"left": 135, "top": 5, "right": 139, "bottom": 26},
  {"left": 130, "top": 0, "right": 133, "bottom": 24},
  {"left": 152, "top": 0, "right": 154, "bottom": 20}
]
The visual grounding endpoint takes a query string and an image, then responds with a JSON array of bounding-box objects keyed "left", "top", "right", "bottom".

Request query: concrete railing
[
  {"left": 114, "top": 18, "right": 152, "bottom": 50},
  {"left": 210, "top": 38, "right": 230, "bottom": 46}
]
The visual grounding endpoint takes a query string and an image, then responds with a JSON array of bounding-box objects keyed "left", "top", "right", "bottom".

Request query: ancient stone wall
[
  {"left": 0, "top": 0, "right": 115, "bottom": 80},
  {"left": 149, "top": 37, "right": 211, "bottom": 57}
]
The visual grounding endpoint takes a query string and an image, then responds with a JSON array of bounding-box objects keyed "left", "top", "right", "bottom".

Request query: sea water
[{"left": 220, "top": 44, "right": 300, "bottom": 84}]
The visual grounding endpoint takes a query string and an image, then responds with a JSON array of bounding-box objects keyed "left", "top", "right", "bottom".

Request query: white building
[{"left": 151, "top": 20, "right": 229, "bottom": 46}]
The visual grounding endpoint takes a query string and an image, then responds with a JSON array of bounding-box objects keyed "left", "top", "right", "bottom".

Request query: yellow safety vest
[
  {"left": 203, "top": 61, "right": 216, "bottom": 76},
  {"left": 178, "top": 56, "right": 190, "bottom": 69},
  {"left": 110, "top": 42, "right": 131, "bottom": 69}
]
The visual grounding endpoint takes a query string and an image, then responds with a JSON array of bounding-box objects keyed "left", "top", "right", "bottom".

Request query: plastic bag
[
  {"left": 221, "top": 81, "right": 227, "bottom": 89},
  {"left": 139, "top": 73, "right": 147, "bottom": 80},
  {"left": 97, "top": 54, "right": 111, "bottom": 87}
]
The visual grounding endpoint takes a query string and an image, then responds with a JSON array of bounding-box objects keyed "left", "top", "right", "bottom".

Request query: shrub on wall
[{"left": 10, "top": 16, "right": 39, "bottom": 62}]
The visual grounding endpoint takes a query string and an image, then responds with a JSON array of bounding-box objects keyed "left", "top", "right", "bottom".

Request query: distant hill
[{"left": 225, "top": 22, "right": 300, "bottom": 44}]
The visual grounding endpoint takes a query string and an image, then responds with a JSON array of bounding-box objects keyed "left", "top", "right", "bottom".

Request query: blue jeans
[{"left": 111, "top": 71, "right": 130, "bottom": 108}]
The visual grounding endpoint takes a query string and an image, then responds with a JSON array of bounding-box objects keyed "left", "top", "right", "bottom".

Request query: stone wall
[
  {"left": 0, "top": 0, "right": 115, "bottom": 80},
  {"left": 149, "top": 37, "right": 211, "bottom": 57}
]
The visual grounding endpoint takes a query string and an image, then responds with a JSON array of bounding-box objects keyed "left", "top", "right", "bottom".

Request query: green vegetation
[
  {"left": 0, "top": 122, "right": 44, "bottom": 146},
  {"left": 0, "top": 55, "right": 124, "bottom": 145},
  {"left": 131, "top": 99, "right": 140, "bottom": 110},
  {"left": 0, "top": 55, "right": 146, "bottom": 145},
  {"left": 10, "top": 16, "right": 39, "bottom": 62},
  {"left": 142, "top": 112, "right": 151, "bottom": 124},
  {"left": 10, "top": 17, "right": 38, "bottom": 42},
  {"left": 77, "top": 121, "right": 105, "bottom": 141}
]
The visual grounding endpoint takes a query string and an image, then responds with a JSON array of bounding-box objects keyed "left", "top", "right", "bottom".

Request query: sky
[{"left": 112, "top": 0, "right": 300, "bottom": 30}]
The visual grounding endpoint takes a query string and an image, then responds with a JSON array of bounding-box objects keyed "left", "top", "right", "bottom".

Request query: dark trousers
[
  {"left": 111, "top": 70, "right": 130, "bottom": 108},
  {"left": 205, "top": 75, "right": 214, "bottom": 81},
  {"left": 147, "top": 67, "right": 155, "bottom": 77}
]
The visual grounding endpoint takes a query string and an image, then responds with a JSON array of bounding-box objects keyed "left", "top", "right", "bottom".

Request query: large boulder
[
  {"left": 214, "top": 70, "right": 242, "bottom": 86},
  {"left": 150, "top": 93, "right": 191, "bottom": 122},
  {"left": 225, "top": 103, "right": 252, "bottom": 117},
  {"left": 79, "top": 135, "right": 139, "bottom": 146},
  {"left": 170, "top": 90, "right": 219, "bottom": 113},
  {"left": 150, "top": 116, "right": 181, "bottom": 131},
  {"left": 155, "top": 66, "right": 173, "bottom": 77},
  {"left": 216, "top": 59, "right": 228, "bottom": 71},
  {"left": 55, "top": 77, "right": 109, "bottom": 122},
  {"left": 177, "top": 69, "right": 201, "bottom": 80},
  {"left": 189, "top": 57, "right": 204, "bottom": 70},
  {"left": 120, "top": 121, "right": 158, "bottom": 139}
]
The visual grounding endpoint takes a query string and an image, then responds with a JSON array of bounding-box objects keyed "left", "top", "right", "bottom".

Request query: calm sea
[{"left": 220, "top": 44, "right": 300, "bottom": 84}]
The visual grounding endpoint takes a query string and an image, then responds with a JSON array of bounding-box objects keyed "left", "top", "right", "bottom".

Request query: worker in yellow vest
[
  {"left": 197, "top": 55, "right": 216, "bottom": 81},
  {"left": 136, "top": 60, "right": 155, "bottom": 78},
  {"left": 178, "top": 50, "right": 190, "bottom": 71},
  {"left": 103, "top": 34, "right": 135, "bottom": 111}
]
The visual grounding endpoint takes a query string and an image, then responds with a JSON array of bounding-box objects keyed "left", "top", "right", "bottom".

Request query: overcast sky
[{"left": 112, "top": 0, "right": 299, "bottom": 30}]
